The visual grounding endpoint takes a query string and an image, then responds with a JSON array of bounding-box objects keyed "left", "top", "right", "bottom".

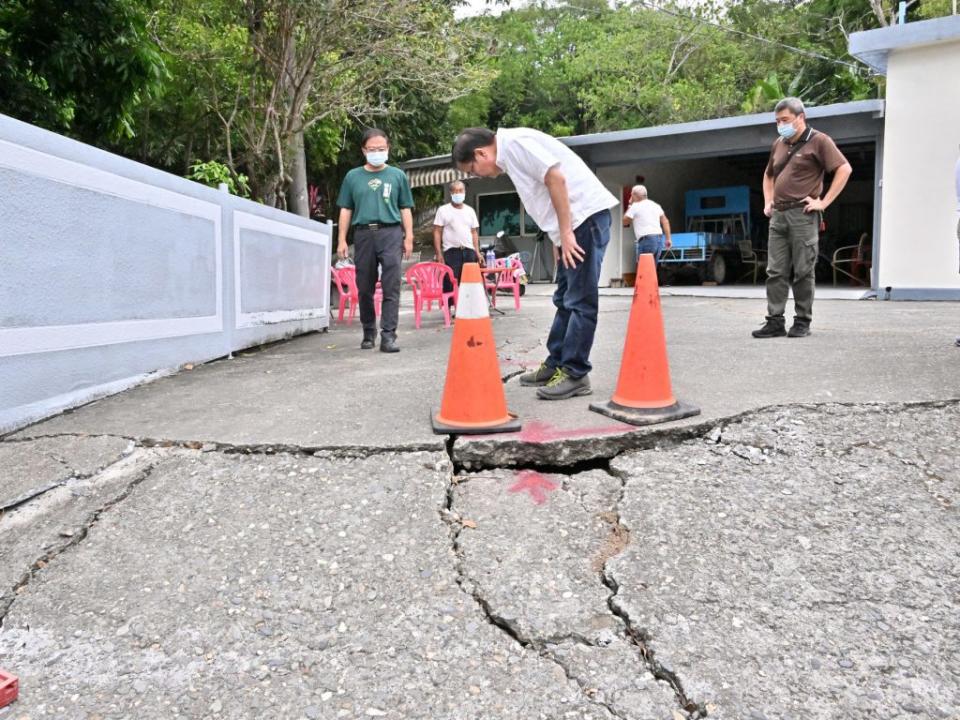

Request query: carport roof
[{"left": 401, "top": 99, "right": 885, "bottom": 179}]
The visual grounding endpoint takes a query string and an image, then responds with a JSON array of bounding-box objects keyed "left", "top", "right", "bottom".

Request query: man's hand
[
  {"left": 803, "top": 197, "right": 826, "bottom": 213},
  {"left": 663, "top": 236, "right": 672, "bottom": 249},
  {"left": 559, "top": 230, "right": 584, "bottom": 269},
  {"left": 478, "top": 252, "right": 486, "bottom": 268},
  {"left": 337, "top": 240, "right": 349, "bottom": 260},
  {"left": 403, "top": 235, "right": 414, "bottom": 260},
  {"left": 763, "top": 202, "right": 774, "bottom": 218}
]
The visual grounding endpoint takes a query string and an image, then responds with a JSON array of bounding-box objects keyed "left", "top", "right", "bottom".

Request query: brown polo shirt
[{"left": 765, "top": 128, "right": 848, "bottom": 204}]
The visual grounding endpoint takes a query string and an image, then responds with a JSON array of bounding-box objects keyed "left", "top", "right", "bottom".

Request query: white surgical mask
[
  {"left": 451, "top": 193, "right": 466, "bottom": 204},
  {"left": 365, "top": 150, "right": 388, "bottom": 167},
  {"left": 777, "top": 122, "right": 797, "bottom": 140}
]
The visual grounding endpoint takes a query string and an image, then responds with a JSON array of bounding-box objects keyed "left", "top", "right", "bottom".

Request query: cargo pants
[{"left": 765, "top": 207, "right": 819, "bottom": 323}]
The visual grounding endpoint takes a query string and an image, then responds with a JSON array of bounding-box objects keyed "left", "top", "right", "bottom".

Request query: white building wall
[
  {"left": 0, "top": 113, "right": 332, "bottom": 434},
  {"left": 878, "top": 41, "right": 960, "bottom": 292}
]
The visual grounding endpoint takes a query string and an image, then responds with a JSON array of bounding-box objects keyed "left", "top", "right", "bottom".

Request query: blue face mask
[
  {"left": 777, "top": 122, "right": 797, "bottom": 140},
  {"left": 451, "top": 193, "right": 466, "bottom": 204},
  {"left": 365, "top": 150, "right": 388, "bottom": 167}
]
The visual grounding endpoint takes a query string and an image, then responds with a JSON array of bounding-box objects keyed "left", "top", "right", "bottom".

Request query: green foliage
[
  {"left": 187, "top": 160, "right": 250, "bottom": 197},
  {"left": 0, "top": 0, "right": 167, "bottom": 142},
  {"left": 454, "top": 0, "right": 886, "bottom": 137}
]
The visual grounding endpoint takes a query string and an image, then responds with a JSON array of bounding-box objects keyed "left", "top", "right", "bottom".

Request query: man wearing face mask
[
  {"left": 432, "top": 180, "right": 483, "bottom": 315},
  {"left": 753, "top": 97, "right": 852, "bottom": 339},
  {"left": 337, "top": 128, "right": 415, "bottom": 352}
]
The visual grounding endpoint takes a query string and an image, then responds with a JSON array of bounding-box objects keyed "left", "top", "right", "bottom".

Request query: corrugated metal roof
[{"left": 400, "top": 100, "right": 885, "bottom": 171}]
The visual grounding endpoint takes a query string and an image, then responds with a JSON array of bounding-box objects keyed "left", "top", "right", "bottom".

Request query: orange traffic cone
[
  {"left": 589, "top": 253, "right": 700, "bottom": 426},
  {"left": 432, "top": 263, "right": 521, "bottom": 435}
]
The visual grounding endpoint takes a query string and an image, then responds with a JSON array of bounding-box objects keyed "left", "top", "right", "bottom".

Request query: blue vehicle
[{"left": 658, "top": 185, "right": 753, "bottom": 284}]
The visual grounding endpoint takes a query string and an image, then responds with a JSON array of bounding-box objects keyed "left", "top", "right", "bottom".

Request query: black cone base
[
  {"left": 431, "top": 410, "right": 522, "bottom": 435},
  {"left": 588, "top": 399, "right": 700, "bottom": 427}
]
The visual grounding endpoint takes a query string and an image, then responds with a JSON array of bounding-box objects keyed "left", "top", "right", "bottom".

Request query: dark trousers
[
  {"left": 765, "top": 208, "right": 819, "bottom": 323},
  {"left": 442, "top": 246, "right": 478, "bottom": 307},
  {"left": 635, "top": 234, "right": 663, "bottom": 264},
  {"left": 353, "top": 225, "right": 403, "bottom": 337},
  {"left": 545, "top": 210, "right": 612, "bottom": 378}
]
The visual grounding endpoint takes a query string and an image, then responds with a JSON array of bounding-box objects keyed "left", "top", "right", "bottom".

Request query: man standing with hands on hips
[
  {"left": 337, "top": 128, "right": 414, "bottom": 353},
  {"left": 753, "top": 97, "right": 852, "bottom": 339},
  {"left": 452, "top": 127, "right": 618, "bottom": 400}
]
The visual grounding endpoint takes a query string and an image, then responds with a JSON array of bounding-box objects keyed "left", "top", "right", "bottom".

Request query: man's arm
[
  {"left": 762, "top": 172, "right": 775, "bottom": 218},
  {"left": 660, "top": 214, "right": 672, "bottom": 249},
  {"left": 471, "top": 228, "right": 484, "bottom": 266},
  {"left": 432, "top": 225, "right": 443, "bottom": 262},
  {"left": 544, "top": 166, "right": 583, "bottom": 268},
  {"left": 804, "top": 163, "right": 853, "bottom": 213},
  {"left": 622, "top": 206, "right": 632, "bottom": 228},
  {"left": 337, "top": 208, "right": 352, "bottom": 259},
  {"left": 400, "top": 207, "right": 414, "bottom": 260}
]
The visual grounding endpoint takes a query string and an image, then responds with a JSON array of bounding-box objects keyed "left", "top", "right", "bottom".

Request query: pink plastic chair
[
  {"left": 331, "top": 266, "right": 381, "bottom": 324},
  {"left": 485, "top": 258, "right": 523, "bottom": 311},
  {"left": 404, "top": 262, "right": 457, "bottom": 328}
]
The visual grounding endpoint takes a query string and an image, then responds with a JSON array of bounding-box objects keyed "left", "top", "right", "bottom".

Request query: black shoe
[
  {"left": 752, "top": 318, "right": 786, "bottom": 338},
  {"left": 787, "top": 322, "right": 811, "bottom": 338},
  {"left": 360, "top": 332, "right": 376, "bottom": 350},
  {"left": 519, "top": 362, "right": 555, "bottom": 387},
  {"left": 536, "top": 369, "right": 592, "bottom": 400},
  {"left": 380, "top": 335, "right": 400, "bottom": 353}
]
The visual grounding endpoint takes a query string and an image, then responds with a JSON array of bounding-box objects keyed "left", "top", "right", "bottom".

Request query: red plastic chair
[
  {"left": 485, "top": 258, "right": 522, "bottom": 311},
  {"left": 331, "top": 266, "right": 382, "bottom": 324},
  {"left": 404, "top": 262, "right": 457, "bottom": 328}
]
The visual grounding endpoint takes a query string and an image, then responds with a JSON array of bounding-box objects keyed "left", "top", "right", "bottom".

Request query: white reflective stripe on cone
[{"left": 455, "top": 284, "right": 490, "bottom": 319}]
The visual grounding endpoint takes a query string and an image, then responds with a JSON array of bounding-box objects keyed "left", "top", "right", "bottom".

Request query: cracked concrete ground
[{"left": 2, "top": 295, "right": 960, "bottom": 718}]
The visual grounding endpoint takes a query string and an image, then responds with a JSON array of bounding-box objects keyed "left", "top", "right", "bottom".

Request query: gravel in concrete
[
  {"left": 608, "top": 402, "right": 960, "bottom": 720},
  {"left": 1, "top": 450, "right": 621, "bottom": 720}
]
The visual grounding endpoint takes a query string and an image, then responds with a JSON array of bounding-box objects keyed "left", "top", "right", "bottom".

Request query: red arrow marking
[{"left": 508, "top": 470, "right": 559, "bottom": 505}]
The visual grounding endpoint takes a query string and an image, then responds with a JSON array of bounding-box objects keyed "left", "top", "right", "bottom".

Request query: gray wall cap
[{"left": 850, "top": 14, "right": 960, "bottom": 74}]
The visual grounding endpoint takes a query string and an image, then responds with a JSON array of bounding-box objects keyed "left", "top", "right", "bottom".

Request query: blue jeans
[
  {"left": 635, "top": 234, "right": 662, "bottom": 263},
  {"left": 545, "top": 210, "right": 611, "bottom": 378}
]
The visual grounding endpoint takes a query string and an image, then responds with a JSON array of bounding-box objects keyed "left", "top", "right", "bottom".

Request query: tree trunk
[{"left": 288, "top": 129, "right": 309, "bottom": 217}]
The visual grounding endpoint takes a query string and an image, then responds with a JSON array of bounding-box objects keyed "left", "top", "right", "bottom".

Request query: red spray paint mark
[
  {"left": 508, "top": 470, "right": 558, "bottom": 505},
  {"left": 519, "top": 420, "right": 627, "bottom": 443}
]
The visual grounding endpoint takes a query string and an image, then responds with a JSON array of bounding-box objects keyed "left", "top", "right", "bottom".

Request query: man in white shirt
[
  {"left": 622, "top": 184, "right": 671, "bottom": 263},
  {"left": 452, "top": 127, "right": 618, "bottom": 400},
  {"left": 432, "top": 180, "right": 482, "bottom": 312}
]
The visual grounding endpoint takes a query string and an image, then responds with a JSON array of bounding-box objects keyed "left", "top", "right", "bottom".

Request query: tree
[
  {"left": 209, "top": 0, "right": 488, "bottom": 213},
  {"left": 0, "top": 0, "right": 166, "bottom": 142}
]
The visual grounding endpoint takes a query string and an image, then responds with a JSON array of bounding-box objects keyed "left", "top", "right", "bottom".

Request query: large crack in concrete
[
  {"left": 438, "top": 470, "right": 627, "bottom": 720},
  {"left": 0, "top": 439, "right": 136, "bottom": 512},
  {"left": 0, "top": 453, "right": 157, "bottom": 628},
  {"left": 602, "top": 463, "right": 706, "bottom": 718},
  {"left": 441, "top": 453, "right": 708, "bottom": 720}
]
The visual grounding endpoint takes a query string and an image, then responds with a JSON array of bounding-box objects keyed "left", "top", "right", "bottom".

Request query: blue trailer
[{"left": 658, "top": 186, "right": 752, "bottom": 284}]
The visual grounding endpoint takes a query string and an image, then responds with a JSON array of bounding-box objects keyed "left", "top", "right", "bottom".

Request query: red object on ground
[
  {"left": 0, "top": 668, "right": 19, "bottom": 708},
  {"left": 508, "top": 470, "right": 558, "bottom": 506}
]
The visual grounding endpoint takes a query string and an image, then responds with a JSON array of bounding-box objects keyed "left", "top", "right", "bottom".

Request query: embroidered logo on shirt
[{"left": 368, "top": 178, "right": 383, "bottom": 191}]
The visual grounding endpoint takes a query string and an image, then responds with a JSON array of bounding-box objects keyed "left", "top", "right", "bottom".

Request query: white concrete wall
[
  {"left": 878, "top": 41, "right": 960, "bottom": 293},
  {"left": 0, "top": 113, "right": 331, "bottom": 434}
]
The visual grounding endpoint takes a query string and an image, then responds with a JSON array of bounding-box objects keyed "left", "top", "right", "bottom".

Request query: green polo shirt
[{"left": 336, "top": 165, "right": 414, "bottom": 226}]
